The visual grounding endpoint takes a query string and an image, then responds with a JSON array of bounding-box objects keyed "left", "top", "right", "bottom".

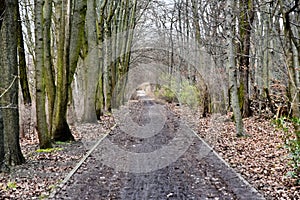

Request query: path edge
[
  {"left": 47, "top": 124, "right": 117, "bottom": 199},
  {"left": 187, "top": 124, "right": 266, "bottom": 199}
]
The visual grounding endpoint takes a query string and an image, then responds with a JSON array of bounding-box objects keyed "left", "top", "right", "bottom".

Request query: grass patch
[
  {"left": 36, "top": 147, "right": 63, "bottom": 153},
  {"left": 55, "top": 141, "right": 71, "bottom": 145}
]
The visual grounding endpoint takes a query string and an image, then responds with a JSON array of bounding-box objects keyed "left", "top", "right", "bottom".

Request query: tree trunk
[
  {"left": 34, "top": 0, "right": 52, "bottom": 149},
  {"left": 191, "top": 0, "right": 210, "bottom": 117},
  {"left": 280, "top": 0, "right": 300, "bottom": 150},
  {"left": 69, "top": 0, "right": 87, "bottom": 84},
  {"left": 238, "top": 0, "right": 254, "bottom": 118},
  {"left": 103, "top": 1, "right": 117, "bottom": 111},
  {"left": 43, "top": 0, "right": 56, "bottom": 135},
  {"left": 17, "top": 3, "right": 31, "bottom": 105},
  {"left": 95, "top": 0, "right": 107, "bottom": 119},
  {"left": 82, "top": 0, "right": 100, "bottom": 123},
  {"left": 0, "top": 0, "right": 6, "bottom": 171},
  {"left": 226, "top": 0, "right": 245, "bottom": 137},
  {"left": 1, "top": 0, "right": 25, "bottom": 164},
  {"left": 114, "top": 0, "right": 137, "bottom": 107},
  {"left": 52, "top": 0, "right": 74, "bottom": 142},
  {"left": 0, "top": 109, "right": 5, "bottom": 171},
  {"left": 0, "top": 0, "right": 4, "bottom": 30}
]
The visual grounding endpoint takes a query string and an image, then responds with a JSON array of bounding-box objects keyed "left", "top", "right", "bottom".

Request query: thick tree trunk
[
  {"left": 1, "top": 0, "right": 25, "bottom": 164},
  {"left": 82, "top": 0, "right": 100, "bottom": 123},
  {"left": 34, "top": 0, "right": 52, "bottom": 149},
  {"left": 52, "top": 0, "right": 74, "bottom": 142},
  {"left": 0, "top": 0, "right": 6, "bottom": 171}
]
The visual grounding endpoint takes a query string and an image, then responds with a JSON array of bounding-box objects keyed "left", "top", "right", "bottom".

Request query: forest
[{"left": 0, "top": 0, "right": 300, "bottom": 199}]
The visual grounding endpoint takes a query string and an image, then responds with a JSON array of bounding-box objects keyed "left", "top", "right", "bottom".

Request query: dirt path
[{"left": 51, "top": 100, "right": 264, "bottom": 200}]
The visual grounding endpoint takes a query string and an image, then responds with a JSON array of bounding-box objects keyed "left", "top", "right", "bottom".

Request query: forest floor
[
  {"left": 171, "top": 104, "right": 299, "bottom": 199},
  {"left": 52, "top": 100, "right": 263, "bottom": 199},
  {"left": 0, "top": 102, "right": 299, "bottom": 199}
]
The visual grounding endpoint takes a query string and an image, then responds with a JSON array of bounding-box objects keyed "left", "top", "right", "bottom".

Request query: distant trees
[
  {"left": 1, "top": 0, "right": 299, "bottom": 168},
  {"left": 142, "top": 0, "right": 300, "bottom": 136}
]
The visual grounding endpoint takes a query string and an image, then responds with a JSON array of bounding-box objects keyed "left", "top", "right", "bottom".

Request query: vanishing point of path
[{"left": 50, "top": 97, "right": 265, "bottom": 200}]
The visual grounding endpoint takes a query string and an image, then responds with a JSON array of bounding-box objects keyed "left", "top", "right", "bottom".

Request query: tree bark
[
  {"left": 52, "top": 0, "right": 74, "bottom": 142},
  {"left": 82, "top": 0, "right": 100, "bottom": 123},
  {"left": 0, "top": 0, "right": 4, "bottom": 30},
  {"left": 237, "top": 0, "right": 254, "bottom": 118},
  {"left": 43, "top": 0, "right": 56, "bottom": 135},
  {"left": 69, "top": 0, "right": 87, "bottom": 84},
  {"left": 191, "top": 0, "right": 210, "bottom": 117},
  {"left": 1, "top": 0, "right": 25, "bottom": 165},
  {"left": 226, "top": 0, "right": 245, "bottom": 137},
  {"left": 34, "top": 0, "right": 52, "bottom": 149},
  {"left": 17, "top": 2, "right": 31, "bottom": 105},
  {"left": 280, "top": 0, "right": 300, "bottom": 163},
  {"left": 0, "top": 0, "right": 6, "bottom": 171},
  {"left": 95, "top": 0, "right": 107, "bottom": 119}
]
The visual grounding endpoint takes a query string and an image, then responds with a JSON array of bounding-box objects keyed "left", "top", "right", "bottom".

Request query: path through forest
[{"left": 51, "top": 95, "right": 264, "bottom": 199}]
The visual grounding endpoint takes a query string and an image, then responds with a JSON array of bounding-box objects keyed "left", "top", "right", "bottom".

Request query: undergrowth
[{"left": 273, "top": 117, "right": 300, "bottom": 185}]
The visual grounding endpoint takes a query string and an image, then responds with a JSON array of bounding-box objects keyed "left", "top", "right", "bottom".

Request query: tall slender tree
[
  {"left": 43, "top": 0, "right": 56, "bottom": 135},
  {"left": 17, "top": 2, "right": 31, "bottom": 105},
  {"left": 237, "top": 0, "right": 254, "bottom": 117},
  {"left": 34, "top": 0, "right": 52, "bottom": 149},
  {"left": 226, "top": 0, "right": 245, "bottom": 136}
]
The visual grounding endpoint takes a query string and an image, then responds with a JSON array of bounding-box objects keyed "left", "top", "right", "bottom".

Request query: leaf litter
[
  {"left": 0, "top": 114, "right": 114, "bottom": 199},
  {"left": 169, "top": 103, "right": 299, "bottom": 199},
  {"left": 1, "top": 105, "right": 299, "bottom": 199}
]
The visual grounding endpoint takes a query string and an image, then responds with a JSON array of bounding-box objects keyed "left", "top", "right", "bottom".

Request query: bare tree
[
  {"left": 226, "top": 0, "right": 245, "bottom": 136},
  {"left": 237, "top": 0, "right": 254, "bottom": 117},
  {"left": 17, "top": 2, "right": 31, "bottom": 106}
]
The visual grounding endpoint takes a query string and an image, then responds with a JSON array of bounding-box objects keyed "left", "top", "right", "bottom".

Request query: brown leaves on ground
[
  {"left": 0, "top": 114, "right": 114, "bottom": 199},
  {"left": 1, "top": 104, "right": 299, "bottom": 199},
  {"left": 170, "top": 103, "right": 299, "bottom": 199}
]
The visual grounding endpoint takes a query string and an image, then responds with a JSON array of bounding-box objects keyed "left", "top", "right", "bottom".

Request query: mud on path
[{"left": 52, "top": 100, "right": 264, "bottom": 200}]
